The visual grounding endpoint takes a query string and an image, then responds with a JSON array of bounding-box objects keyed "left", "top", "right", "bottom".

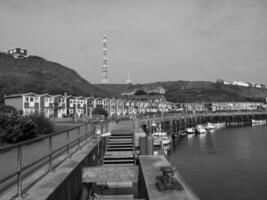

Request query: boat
[
  {"left": 185, "top": 127, "right": 196, "bottom": 134},
  {"left": 196, "top": 125, "right": 207, "bottom": 134},
  {"left": 172, "top": 131, "right": 187, "bottom": 139},
  {"left": 214, "top": 122, "right": 226, "bottom": 129},
  {"left": 252, "top": 119, "right": 266, "bottom": 126},
  {"left": 205, "top": 123, "right": 217, "bottom": 131},
  {"left": 205, "top": 122, "right": 226, "bottom": 131},
  {"left": 152, "top": 132, "right": 171, "bottom": 146}
]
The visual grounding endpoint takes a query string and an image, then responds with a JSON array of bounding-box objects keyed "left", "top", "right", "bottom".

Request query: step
[
  {"left": 104, "top": 151, "right": 133, "bottom": 158},
  {"left": 107, "top": 144, "right": 133, "bottom": 148},
  {"left": 108, "top": 136, "right": 133, "bottom": 139},
  {"left": 100, "top": 195, "right": 134, "bottom": 200},
  {"left": 103, "top": 159, "right": 134, "bottom": 164},
  {"left": 107, "top": 138, "right": 133, "bottom": 141},
  {"left": 108, "top": 139, "right": 133, "bottom": 142},
  {"left": 107, "top": 142, "right": 133, "bottom": 145},
  {"left": 107, "top": 148, "right": 133, "bottom": 151},
  {"left": 107, "top": 145, "right": 133, "bottom": 148},
  {"left": 103, "top": 157, "right": 134, "bottom": 160},
  {"left": 102, "top": 163, "right": 135, "bottom": 167}
]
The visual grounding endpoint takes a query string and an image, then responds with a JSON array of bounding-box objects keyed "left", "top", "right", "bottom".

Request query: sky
[{"left": 0, "top": 0, "right": 267, "bottom": 84}]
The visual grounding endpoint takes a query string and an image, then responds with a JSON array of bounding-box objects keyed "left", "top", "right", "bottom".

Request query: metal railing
[{"left": 0, "top": 120, "right": 109, "bottom": 199}]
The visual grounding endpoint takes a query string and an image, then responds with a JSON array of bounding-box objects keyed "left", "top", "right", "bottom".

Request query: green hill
[
  {"left": 1, "top": 52, "right": 266, "bottom": 104},
  {"left": 95, "top": 81, "right": 267, "bottom": 103},
  {"left": 0, "top": 53, "right": 113, "bottom": 103}
]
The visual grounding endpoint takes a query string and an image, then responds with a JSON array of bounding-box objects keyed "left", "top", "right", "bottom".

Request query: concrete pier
[{"left": 139, "top": 155, "right": 199, "bottom": 200}]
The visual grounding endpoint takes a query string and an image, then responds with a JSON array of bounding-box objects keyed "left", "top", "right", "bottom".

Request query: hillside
[
  {"left": 0, "top": 53, "right": 113, "bottom": 103},
  {"left": 95, "top": 81, "right": 267, "bottom": 103}
]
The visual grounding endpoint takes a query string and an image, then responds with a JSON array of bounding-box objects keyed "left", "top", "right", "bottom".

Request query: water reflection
[{"left": 167, "top": 126, "right": 267, "bottom": 200}]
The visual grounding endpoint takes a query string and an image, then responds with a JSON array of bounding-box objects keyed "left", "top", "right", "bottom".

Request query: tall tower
[{"left": 102, "top": 34, "right": 108, "bottom": 83}]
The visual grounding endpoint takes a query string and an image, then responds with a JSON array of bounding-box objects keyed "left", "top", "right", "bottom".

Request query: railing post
[
  {"left": 66, "top": 130, "right": 70, "bottom": 158},
  {"left": 133, "top": 121, "right": 136, "bottom": 165},
  {"left": 78, "top": 126, "right": 81, "bottom": 150},
  {"left": 101, "top": 122, "right": 104, "bottom": 135},
  {"left": 85, "top": 123, "right": 88, "bottom": 142},
  {"left": 16, "top": 145, "right": 22, "bottom": 199},
  {"left": 49, "top": 136, "right": 53, "bottom": 172},
  {"left": 105, "top": 120, "right": 109, "bottom": 133}
]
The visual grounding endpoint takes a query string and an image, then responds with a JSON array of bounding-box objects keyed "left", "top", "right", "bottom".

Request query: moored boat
[
  {"left": 185, "top": 127, "right": 196, "bottom": 134},
  {"left": 196, "top": 125, "right": 207, "bottom": 134},
  {"left": 205, "top": 123, "right": 217, "bottom": 131},
  {"left": 172, "top": 131, "right": 187, "bottom": 139},
  {"left": 252, "top": 119, "right": 266, "bottom": 126},
  {"left": 152, "top": 132, "right": 171, "bottom": 146}
]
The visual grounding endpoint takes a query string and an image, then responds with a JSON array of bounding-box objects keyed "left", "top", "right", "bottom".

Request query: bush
[
  {"left": 0, "top": 113, "right": 37, "bottom": 143},
  {"left": 28, "top": 113, "right": 55, "bottom": 135},
  {"left": 0, "top": 104, "right": 17, "bottom": 114}
]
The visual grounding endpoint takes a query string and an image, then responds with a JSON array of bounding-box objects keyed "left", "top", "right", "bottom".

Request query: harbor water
[{"left": 167, "top": 125, "right": 267, "bottom": 200}]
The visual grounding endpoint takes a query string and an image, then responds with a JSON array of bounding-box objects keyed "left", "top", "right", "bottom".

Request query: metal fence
[{"left": 0, "top": 120, "right": 109, "bottom": 199}]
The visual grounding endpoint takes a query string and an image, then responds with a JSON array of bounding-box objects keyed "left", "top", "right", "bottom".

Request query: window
[
  {"left": 30, "top": 97, "right": 34, "bottom": 102},
  {"left": 35, "top": 97, "right": 38, "bottom": 101},
  {"left": 25, "top": 97, "right": 29, "bottom": 102}
]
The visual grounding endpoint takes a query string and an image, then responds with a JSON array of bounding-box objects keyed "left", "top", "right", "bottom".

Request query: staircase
[
  {"left": 99, "top": 120, "right": 140, "bottom": 200},
  {"left": 103, "top": 124, "right": 135, "bottom": 166}
]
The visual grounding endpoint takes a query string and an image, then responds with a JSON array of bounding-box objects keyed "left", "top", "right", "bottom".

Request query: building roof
[
  {"left": 39, "top": 93, "right": 53, "bottom": 97},
  {"left": 5, "top": 92, "right": 38, "bottom": 99}
]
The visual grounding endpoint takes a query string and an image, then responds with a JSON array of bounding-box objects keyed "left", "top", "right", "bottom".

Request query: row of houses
[
  {"left": 4, "top": 93, "right": 173, "bottom": 118},
  {"left": 180, "top": 102, "right": 264, "bottom": 113},
  {"left": 4, "top": 93, "right": 266, "bottom": 118}
]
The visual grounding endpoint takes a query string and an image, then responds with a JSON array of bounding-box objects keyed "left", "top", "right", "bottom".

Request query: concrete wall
[
  {"left": 47, "top": 140, "right": 104, "bottom": 200},
  {"left": 24, "top": 138, "right": 105, "bottom": 200}
]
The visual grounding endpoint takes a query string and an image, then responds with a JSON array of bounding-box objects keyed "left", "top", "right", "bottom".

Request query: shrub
[
  {"left": 0, "top": 113, "right": 37, "bottom": 143},
  {"left": 28, "top": 113, "right": 55, "bottom": 135},
  {"left": 0, "top": 104, "right": 17, "bottom": 114}
]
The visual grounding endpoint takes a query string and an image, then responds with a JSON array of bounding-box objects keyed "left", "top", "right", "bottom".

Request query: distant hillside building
[
  {"left": 5, "top": 47, "right": 27, "bottom": 59},
  {"left": 232, "top": 81, "right": 249, "bottom": 87},
  {"left": 216, "top": 79, "right": 231, "bottom": 85}
]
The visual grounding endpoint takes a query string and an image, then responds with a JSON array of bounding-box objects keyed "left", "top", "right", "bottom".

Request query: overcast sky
[{"left": 0, "top": 0, "right": 267, "bottom": 84}]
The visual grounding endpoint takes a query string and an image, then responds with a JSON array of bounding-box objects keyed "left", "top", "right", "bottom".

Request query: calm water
[{"left": 167, "top": 125, "right": 267, "bottom": 200}]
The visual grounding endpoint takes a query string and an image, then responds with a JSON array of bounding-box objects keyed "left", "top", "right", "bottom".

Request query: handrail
[
  {"left": 0, "top": 123, "right": 86, "bottom": 154},
  {"left": 0, "top": 119, "right": 110, "bottom": 198}
]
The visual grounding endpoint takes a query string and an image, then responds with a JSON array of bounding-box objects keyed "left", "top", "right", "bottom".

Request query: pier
[
  {"left": 0, "top": 117, "right": 199, "bottom": 200},
  {"left": 137, "top": 111, "right": 267, "bottom": 134},
  {"left": 1, "top": 111, "right": 267, "bottom": 199}
]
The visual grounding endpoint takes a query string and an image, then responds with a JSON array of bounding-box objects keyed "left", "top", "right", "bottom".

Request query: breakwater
[{"left": 137, "top": 111, "right": 267, "bottom": 133}]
